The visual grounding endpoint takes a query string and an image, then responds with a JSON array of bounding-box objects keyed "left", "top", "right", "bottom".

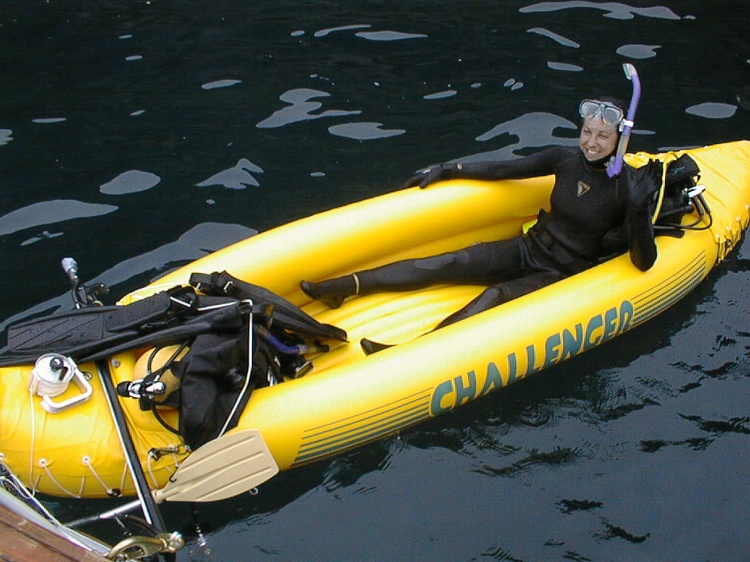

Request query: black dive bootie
[
  {"left": 360, "top": 338, "right": 393, "bottom": 355},
  {"left": 300, "top": 274, "right": 359, "bottom": 309}
]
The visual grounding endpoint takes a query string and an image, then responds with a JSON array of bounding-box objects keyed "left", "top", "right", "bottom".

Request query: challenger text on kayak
[{"left": 431, "top": 300, "right": 635, "bottom": 415}]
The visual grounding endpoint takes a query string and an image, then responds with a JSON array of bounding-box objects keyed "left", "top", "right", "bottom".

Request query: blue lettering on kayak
[{"left": 430, "top": 300, "right": 634, "bottom": 415}]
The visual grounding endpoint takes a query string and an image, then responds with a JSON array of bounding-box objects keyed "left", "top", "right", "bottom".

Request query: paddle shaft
[{"left": 97, "top": 360, "right": 167, "bottom": 533}]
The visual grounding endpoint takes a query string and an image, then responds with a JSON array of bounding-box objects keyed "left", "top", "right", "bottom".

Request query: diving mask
[{"left": 579, "top": 99, "right": 625, "bottom": 129}]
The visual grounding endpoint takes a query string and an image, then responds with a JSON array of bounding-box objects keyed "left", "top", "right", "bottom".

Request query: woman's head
[{"left": 578, "top": 97, "right": 626, "bottom": 163}]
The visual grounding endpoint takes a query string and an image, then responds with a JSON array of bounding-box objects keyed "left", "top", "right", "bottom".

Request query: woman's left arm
[{"left": 619, "top": 161, "right": 662, "bottom": 271}]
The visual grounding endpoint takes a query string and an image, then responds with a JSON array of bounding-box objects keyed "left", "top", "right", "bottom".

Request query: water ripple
[
  {"left": 32, "top": 117, "right": 67, "bottom": 124},
  {"left": 314, "top": 24, "right": 371, "bottom": 38},
  {"left": 679, "top": 413, "right": 750, "bottom": 436},
  {"left": 517, "top": 403, "right": 555, "bottom": 428},
  {"left": 557, "top": 498, "right": 604, "bottom": 513},
  {"left": 449, "top": 112, "right": 579, "bottom": 163},
  {"left": 503, "top": 78, "right": 524, "bottom": 91},
  {"left": 478, "top": 446, "right": 585, "bottom": 478},
  {"left": 640, "top": 437, "right": 712, "bottom": 453},
  {"left": 597, "top": 519, "right": 650, "bottom": 544},
  {"left": 616, "top": 44, "right": 661, "bottom": 59},
  {"left": 479, "top": 545, "right": 526, "bottom": 561},
  {"left": 0, "top": 200, "right": 118, "bottom": 236},
  {"left": 520, "top": 1, "right": 681, "bottom": 21},
  {"left": 100, "top": 170, "right": 161, "bottom": 195},
  {"left": 328, "top": 122, "right": 405, "bottom": 141},
  {"left": 21, "top": 230, "right": 64, "bottom": 246},
  {"left": 355, "top": 30, "right": 428, "bottom": 42},
  {"left": 196, "top": 158, "right": 264, "bottom": 189},
  {"left": 527, "top": 27, "right": 580, "bottom": 48},
  {"left": 423, "top": 89, "right": 458, "bottom": 100},
  {"left": 201, "top": 79, "right": 242, "bottom": 90},
  {"left": 685, "top": 102, "right": 738, "bottom": 119},
  {"left": 256, "top": 88, "right": 361, "bottom": 129},
  {"left": 0, "top": 222, "right": 254, "bottom": 333},
  {"left": 547, "top": 61, "right": 584, "bottom": 72}
]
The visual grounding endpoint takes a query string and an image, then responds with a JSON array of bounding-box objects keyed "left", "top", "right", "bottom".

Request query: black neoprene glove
[
  {"left": 619, "top": 160, "right": 663, "bottom": 210},
  {"left": 402, "top": 162, "right": 460, "bottom": 189},
  {"left": 620, "top": 160, "right": 661, "bottom": 272}
]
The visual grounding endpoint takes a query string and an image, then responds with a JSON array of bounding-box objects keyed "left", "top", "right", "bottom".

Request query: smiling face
[{"left": 579, "top": 117, "right": 619, "bottom": 162}]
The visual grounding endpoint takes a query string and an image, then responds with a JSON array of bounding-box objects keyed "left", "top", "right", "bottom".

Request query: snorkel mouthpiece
[{"left": 607, "top": 63, "right": 641, "bottom": 178}]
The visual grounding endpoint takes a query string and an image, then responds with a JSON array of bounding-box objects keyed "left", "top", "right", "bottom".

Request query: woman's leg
[
  {"left": 302, "top": 239, "right": 524, "bottom": 308},
  {"left": 433, "top": 270, "right": 565, "bottom": 329},
  {"left": 360, "top": 268, "right": 566, "bottom": 354}
]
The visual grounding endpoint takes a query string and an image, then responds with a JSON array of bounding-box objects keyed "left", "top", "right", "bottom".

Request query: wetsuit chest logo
[{"left": 577, "top": 181, "right": 591, "bottom": 197}]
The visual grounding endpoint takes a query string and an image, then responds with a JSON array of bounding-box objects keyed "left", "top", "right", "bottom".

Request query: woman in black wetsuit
[{"left": 301, "top": 98, "right": 661, "bottom": 331}]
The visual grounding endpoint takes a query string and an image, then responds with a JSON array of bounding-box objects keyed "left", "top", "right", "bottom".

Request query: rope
[
  {"left": 28, "top": 392, "right": 36, "bottom": 494},
  {"left": 218, "top": 303, "right": 254, "bottom": 436},
  {"left": 147, "top": 445, "right": 189, "bottom": 487},
  {"left": 120, "top": 463, "right": 128, "bottom": 494},
  {"left": 28, "top": 389, "right": 118, "bottom": 498},
  {"left": 146, "top": 452, "right": 159, "bottom": 488},
  {"left": 37, "top": 458, "right": 80, "bottom": 498},
  {"left": 82, "top": 455, "right": 119, "bottom": 496}
]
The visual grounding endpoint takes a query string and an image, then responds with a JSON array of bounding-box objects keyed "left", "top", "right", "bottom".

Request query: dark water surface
[{"left": 1, "top": 2, "right": 749, "bottom": 560}]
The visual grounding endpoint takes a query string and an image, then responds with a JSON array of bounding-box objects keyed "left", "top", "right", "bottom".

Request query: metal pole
[{"left": 97, "top": 360, "right": 167, "bottom": 532}]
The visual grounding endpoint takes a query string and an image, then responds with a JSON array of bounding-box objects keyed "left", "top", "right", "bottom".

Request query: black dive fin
[
  {"left": 0, "top": 273, "right": 347, "bottom": 368},
  {"left": 190, "top": 271, "right": 348, "bottom": 342},
  {"left": 79, "top": 301, "right": 248, "bottom": 363},
  {"left": 0, "top": 289, "right": 193, "bottom": 367},
  {"left": 7, "top": 306, "right": 132, "bottom": 357}
]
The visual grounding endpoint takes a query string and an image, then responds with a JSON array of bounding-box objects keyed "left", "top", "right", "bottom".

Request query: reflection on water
[
  {"left": 0, "top": 1, "right": 748, "bottom": 559},
  {"left": 616, "top": 44, "right": 661, "bottom": 59},
  {"left": 423, "top": 89, "right": 458, "bottom": 100},
  {"left": 0, "top": 222, "right": 254, "bottom": 334},
  {"left": 31, "top": 117, "right": 68, "bottom": 124},
  {"left": 328, "top": 121, "right": 406, "bottom": 140},
  {"left": 312, "top": 24, "right": 373, "bottom": 38},
  {"left": 256, "top": 88, "right": 362, "bottom": 129},
  {"left": 355, "top": 30, "right": 428, "bottom": 42},
  {"left": 528, "top": 27, "right": 581, "bottom": 48},
  {"left": 201, "top": 79, "right": 243, "bottom": 91},
  {"left": 547, "top": 61, "right": 584, "bottom": 72},
  {"left": 686, "top": 102, "right": 739, "bottom": 119},
  {"left": 0, "top": 200, "right": 118, "bottom": 237},
  {"left": 519, "top": 2, "right": 682, "bottom": 21},
  {"left": 196, "top": 159, "right": 264, "bottom": 189},
  {"left": 100, "top": 170, "right": 161, "bottom": 195}
]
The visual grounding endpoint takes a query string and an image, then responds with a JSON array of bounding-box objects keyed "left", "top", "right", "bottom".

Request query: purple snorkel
[{"left": 607, "top": 63, "right": 641, "bottom": 178}]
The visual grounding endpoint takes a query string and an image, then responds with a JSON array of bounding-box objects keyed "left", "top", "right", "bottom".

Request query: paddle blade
[{"left": 155, "top": 429, "right": 279, "bottom": 503}]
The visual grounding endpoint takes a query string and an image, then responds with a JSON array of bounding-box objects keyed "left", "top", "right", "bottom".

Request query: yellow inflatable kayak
[{"left": 1, "top": 141, "right": 749, "bottom": 500}]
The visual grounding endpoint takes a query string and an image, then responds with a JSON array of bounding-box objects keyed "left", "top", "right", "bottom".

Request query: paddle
[
  {"left": 154, "top": 428, "right": 279, "bottom": 503},
  {"left": 67, "top": 428, "right": 279, "bottom": 527}
]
